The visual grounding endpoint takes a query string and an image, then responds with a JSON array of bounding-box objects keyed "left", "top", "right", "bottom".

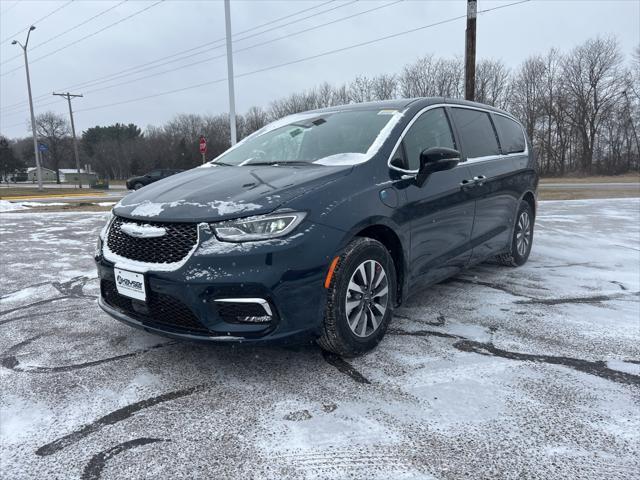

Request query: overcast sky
[{"left": 0, "top": 0, "right": 638, "bottom": 139}]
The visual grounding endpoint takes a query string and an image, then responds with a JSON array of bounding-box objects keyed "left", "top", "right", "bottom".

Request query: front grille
[
  {"left": 107, "top": 216, "right": 198, "bottom": 264},
  {"left": 101, "top": 280, "right": 208, "bottom": 334}
]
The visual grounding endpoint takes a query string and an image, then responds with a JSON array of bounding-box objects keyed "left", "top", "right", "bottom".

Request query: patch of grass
[
  {"left": 540, "top": 174, "right": 639, "bottom": 184},
  {"left": 0, "top": 187, "right": 105, "bottom": 198}
]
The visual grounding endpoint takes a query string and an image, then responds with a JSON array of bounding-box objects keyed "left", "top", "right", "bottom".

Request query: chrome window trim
[{"left": 387, "top": 103, "right": 528, "bottom": 174}]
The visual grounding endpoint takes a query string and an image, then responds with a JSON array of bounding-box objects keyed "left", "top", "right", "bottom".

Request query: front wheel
[
  {"left": 318, "top": 237, "right": 396, "bottom": 357},
  {"left": 133, "top": 182, "right": 144, "bottom": 190},
  {"left": 496, "top": 201, "right": 534, "bottom": 267}
]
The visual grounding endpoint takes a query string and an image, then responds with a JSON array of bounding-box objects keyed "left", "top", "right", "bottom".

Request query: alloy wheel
[
  {"left": 516, "top": 211, "right": 531, "bottom": 256},
  {"left": 345, "top": 259, "right": 389, "bottom": 338}
]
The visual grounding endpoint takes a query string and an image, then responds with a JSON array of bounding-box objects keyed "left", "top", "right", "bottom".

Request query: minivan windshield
[{"left": 212, "top": 110, "right": 398, "bottom": 166}]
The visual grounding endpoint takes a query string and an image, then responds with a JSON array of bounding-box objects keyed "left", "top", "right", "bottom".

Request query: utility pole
[
  {"left": 224, "top": 0, "right": 237, "bottom": 145},
  {"left": 464, "top": 0, "right": 477, "bottom": 101},
  {"left": 53, "top": 92, "right": 83, "bottom": 188},
  {"left": 12, "top": 26, "right": 43, "bottom": 191}
]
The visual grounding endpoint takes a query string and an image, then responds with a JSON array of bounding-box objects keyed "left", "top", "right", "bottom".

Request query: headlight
[
  {"left": 94, "top": 236, "right": 103, "bottom": 260},
  {"left": 212, "top": 212, "right": 306, "bottom": 242},
  {"left": 96, "top": 211, "right": 113, "bottom": 258},
  {"left": 99, "top": 210, "right": 114, "bottom": 240}
]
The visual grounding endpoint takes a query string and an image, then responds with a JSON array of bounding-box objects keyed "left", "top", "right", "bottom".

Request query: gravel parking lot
[{"left": 1, "top": 198, "right": 639, "bottom": 479}]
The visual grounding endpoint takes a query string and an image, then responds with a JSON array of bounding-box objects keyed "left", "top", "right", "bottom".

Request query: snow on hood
[
  {"left": 125, "top": 199, "right": 263, "bottom": 219},
  {"left": 114, "top": 163, "right": 351, "bottom": 223}
]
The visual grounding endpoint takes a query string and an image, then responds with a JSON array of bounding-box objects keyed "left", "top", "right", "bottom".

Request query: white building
[
  {"left": 58, "top": 168, "right": 98, "bottom": 184},
  {"left": 26, "top": 167, "right": 57, "bottom": 182}
]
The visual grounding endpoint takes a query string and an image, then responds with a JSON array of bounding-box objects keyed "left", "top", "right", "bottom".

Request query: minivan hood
[{"left": 114, "top": 164, "right": 351, "bottom": 223}]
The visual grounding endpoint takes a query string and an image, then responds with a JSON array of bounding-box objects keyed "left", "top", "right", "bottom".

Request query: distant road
[
  {"left": 0, "top": 183, "right": 127, "bottom": 190},
  {"left": 540, "top": 182, "right": 640, "bottom": 190}
]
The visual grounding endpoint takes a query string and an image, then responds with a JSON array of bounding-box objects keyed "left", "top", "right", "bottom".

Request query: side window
[
  {"left": 402, "top": 108, "right": 456, "bottom": 171},
  {"left": 493, "top": 114, "right": 526, "bottom": 154},
  {"left": 450, "top": 108, "right": 500, "bottom": 158},
  {"left": 149, "top": 170, "right": 162, "bottom": 179}
]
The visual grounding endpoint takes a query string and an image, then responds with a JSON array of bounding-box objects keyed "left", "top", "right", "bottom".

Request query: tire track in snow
[
  {"left": 453, "top": 339, "right": 640, "bottom": 386},
  {"left": 36, "top": 384, "right": 210, "bottom": 456},
  {"left": 81, "top": 438, "right": 169, "bottom": 480},
  {"left": 1, "top": 339, "right": 175, "bottom": 373},
  {"left": 387, "top": 328, "right": 640, "bottom": 385},
  {"left": 321, "top": 351, "right": 370, "bottom": 384}
]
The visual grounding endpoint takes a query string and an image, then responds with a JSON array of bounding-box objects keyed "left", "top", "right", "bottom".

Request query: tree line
[{"left": 2, "top": 36, "right": 638, "bottom": 180}]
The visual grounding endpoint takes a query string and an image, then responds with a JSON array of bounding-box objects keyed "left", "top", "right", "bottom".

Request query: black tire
[
  {"left": 318, "top": 237, "right": 396, "bottom": 357},
  {"left": 133, "top": 182, "right": 144, "bottom": 190},
  {"left": 496, "top": 200, "right": 534, "bottom": 267}
]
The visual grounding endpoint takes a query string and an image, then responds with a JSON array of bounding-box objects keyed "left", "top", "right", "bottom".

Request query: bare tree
[
  {"left": 562, "top": 37, "right": 626, "bottom": 172},
  {"left": 36, "top": 111, "right": 70, "bottom": 183},
  {"left": 371, "top": 73, "right": 398, "bottom": 100},
  {"left": 348, "top": 76, "right": 374, "bottom": 103},
  {"left": 509, "top": 56, "right": 545, "bottom": 147},
  {"left": 243, "top": 106, "right": 268, "bottom": 137},
  {"left": 475, "top": 59, "right": 510, "bottom": 108},
  {"left": 10, "top": 36, "right": 638, "bottom": 180}
]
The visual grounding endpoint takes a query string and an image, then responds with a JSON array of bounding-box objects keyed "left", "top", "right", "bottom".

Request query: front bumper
[{"left": 96, "top": 220, "right": 345, "bottom": 345}]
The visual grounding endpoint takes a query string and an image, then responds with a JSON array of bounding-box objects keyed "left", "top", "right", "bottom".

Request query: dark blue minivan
[{"left": 96, "top": 98, "right": 537, "bottom": 356}]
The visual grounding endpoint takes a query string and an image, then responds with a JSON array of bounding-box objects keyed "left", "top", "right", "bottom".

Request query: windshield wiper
[
  {"left": 242, "top": 161, "right": 314, "bottom": 166},
  {"left": 212, "top": 161, "right": 234, "bottom": 166}
]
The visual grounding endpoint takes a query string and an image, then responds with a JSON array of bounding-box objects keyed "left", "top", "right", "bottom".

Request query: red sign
[{"left": 199, "top": 136, "right": 207, "bottom": 154}]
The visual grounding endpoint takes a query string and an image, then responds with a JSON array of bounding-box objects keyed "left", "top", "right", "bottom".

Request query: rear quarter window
[
  {"left": 449, "top": 108, "right": 500, "bottom": 159},
  {"left": 493, "top": 114, "right": 526, "bottom": 154}
]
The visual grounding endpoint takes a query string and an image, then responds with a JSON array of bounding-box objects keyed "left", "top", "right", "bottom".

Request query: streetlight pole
[
  {"left": 53, "top": 92, "right": 83, "bottom": 188},
  {"left": 224, "top": 0, "right": 237, "bottom": 146},
  {"left": 12, "top": 26, "right": 43, "bottom": 191}
]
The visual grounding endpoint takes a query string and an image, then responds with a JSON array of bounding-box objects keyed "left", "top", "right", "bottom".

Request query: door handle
[
  {"left": 473, "top": 175, "right": 486, "bottom": 186},
  {"left": 460, "top": 179, "right": 475, "bottom": 190}
]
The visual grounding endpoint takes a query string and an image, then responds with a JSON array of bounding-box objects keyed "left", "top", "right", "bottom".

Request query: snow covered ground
[{"left": 0, "top": 199, "right": 638, "bottom": 479}]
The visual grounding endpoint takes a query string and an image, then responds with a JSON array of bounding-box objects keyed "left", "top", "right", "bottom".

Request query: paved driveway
[{"left": 1, "top": 199, "right": 638, "bottom": 479}]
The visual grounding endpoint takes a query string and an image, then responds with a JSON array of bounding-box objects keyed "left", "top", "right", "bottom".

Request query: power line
[
  {"left": 0, "top": 0, "right": 74, "bottom": 45},
  {"left": 1, "top": 0, "right": 344, "bottom": 110},
  {"left": 61, "top": 0, "right": 357, "bottom": 94},
  {"left": 39, "top": 0, "right": 401, "bottom": 102},
  {"left": 0, "top": 0, "right": 352, "bottom": 113},
  {"left": 0, "top": 0, "right": 165, "bottom": 77},
  {"left": 4, "top": 0, "right": 527, "bottom": 119},
  {"left": 1, "top": 0, "right": 128, "bottom": 66},
  {"left": 0, "top": 1, "right": 20, "bottom": 16},
  {"left": 73, "top": 0, "right": 530, "bottom": 115}
]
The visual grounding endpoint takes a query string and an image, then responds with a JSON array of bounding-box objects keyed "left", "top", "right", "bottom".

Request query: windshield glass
[{"left": 212, "top": 110, "right": 399, "bottom": 166}]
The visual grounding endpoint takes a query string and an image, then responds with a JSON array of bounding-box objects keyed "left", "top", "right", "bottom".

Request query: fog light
[
  {"left": 213, "top": 298, "right": 274, "bottom": 324},
  {"left": 240, "top": 315, "right": 271, "bottom": 323}
]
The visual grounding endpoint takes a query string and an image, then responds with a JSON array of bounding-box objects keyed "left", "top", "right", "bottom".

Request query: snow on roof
[{"left": 58, "top": 169, "right": 88, "bottom": 174}]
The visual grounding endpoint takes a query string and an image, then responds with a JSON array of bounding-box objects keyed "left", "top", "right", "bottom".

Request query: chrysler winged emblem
[{"left": 120, "top": 223, "right": 167, "bottom": 238}]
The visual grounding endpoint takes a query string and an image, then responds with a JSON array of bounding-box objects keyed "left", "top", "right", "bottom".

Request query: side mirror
[{"left": 416, "top": 147, "right": 460, "bottom": 186}]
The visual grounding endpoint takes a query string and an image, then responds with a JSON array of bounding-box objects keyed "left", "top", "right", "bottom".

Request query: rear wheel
[
  {"left": 318, "top": 237, "right": 395, "bottom": 357},
  {"left": 496, "top": 200, "right": 534, "bottom": 267}
]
